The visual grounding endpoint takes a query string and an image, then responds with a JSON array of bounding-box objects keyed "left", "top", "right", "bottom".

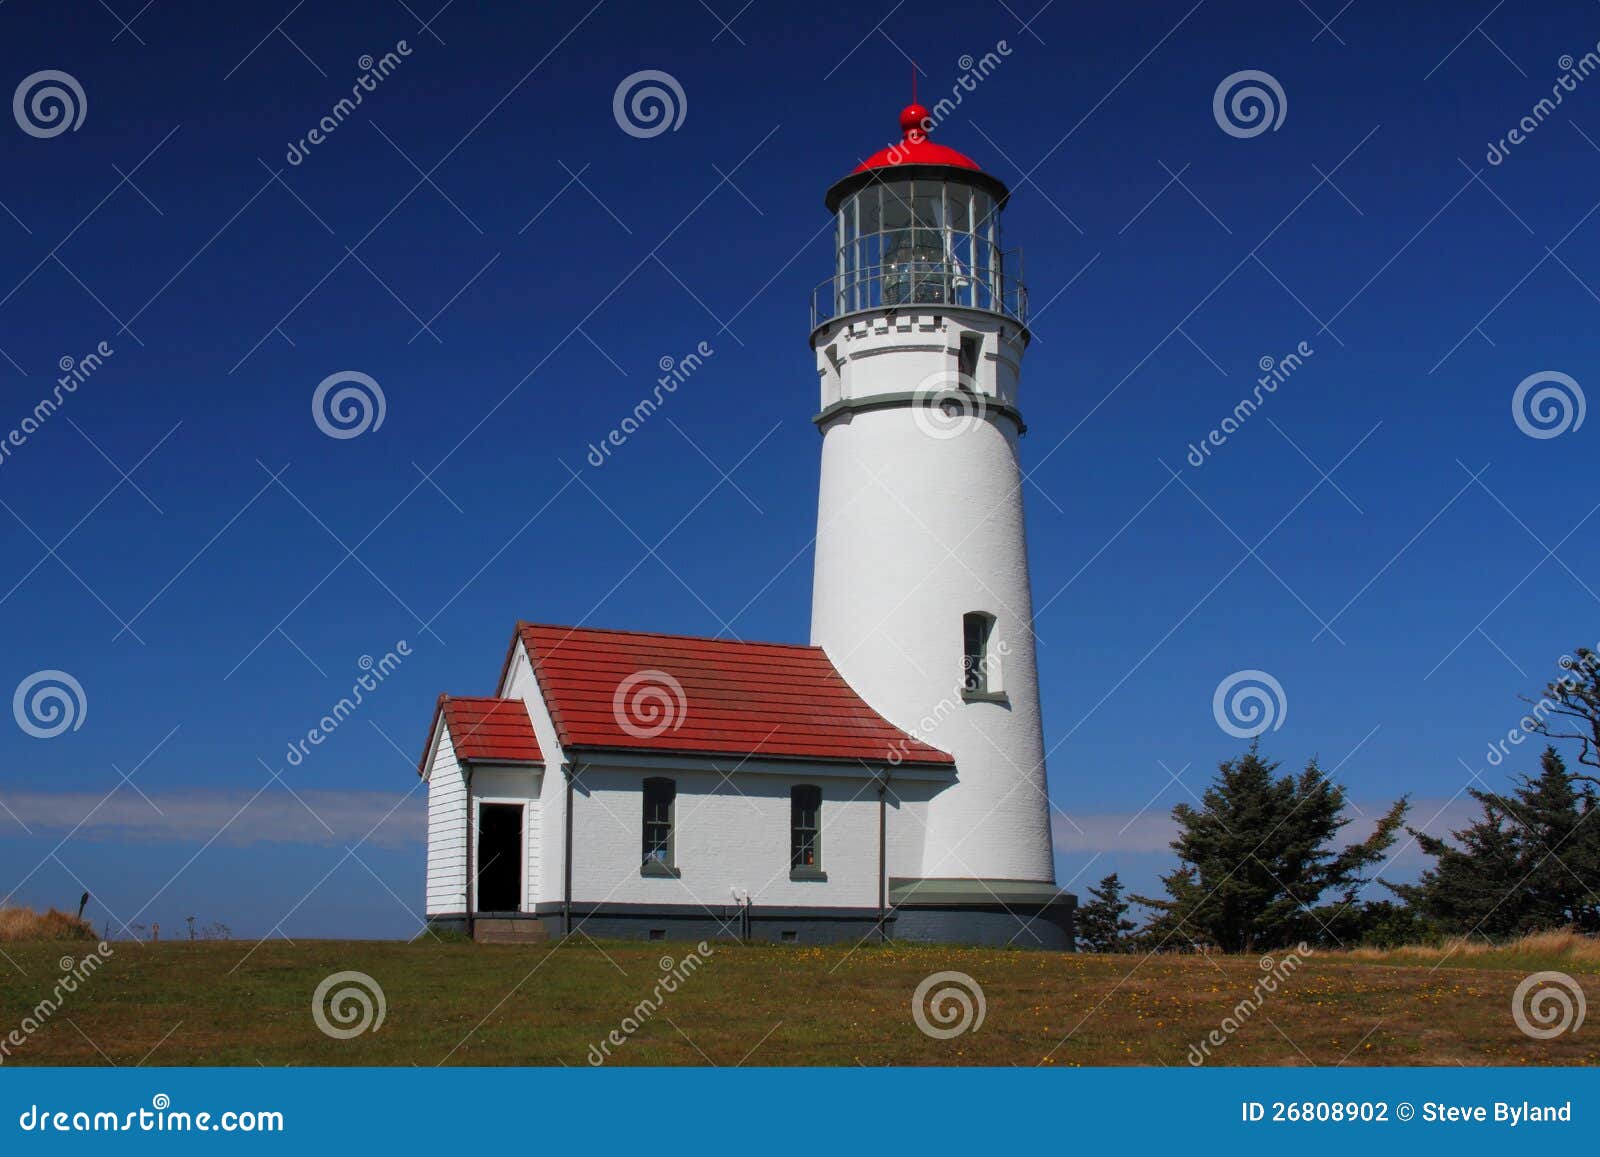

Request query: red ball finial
[{"left": 900, "top": 103, "right": 931, "bottom": 141}]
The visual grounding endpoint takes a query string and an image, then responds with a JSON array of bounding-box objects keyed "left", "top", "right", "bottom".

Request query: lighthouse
[
  {"left": 809, "top": 103, "right": 1069, "bottom": 941},
  {"left": 415, "top": 102, "right": 1073, "bottom": 951}
]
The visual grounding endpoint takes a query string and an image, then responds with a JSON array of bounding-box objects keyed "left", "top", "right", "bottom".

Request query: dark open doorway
[{"left": 476, "top": 803, "right": 523, "bottom": 913}]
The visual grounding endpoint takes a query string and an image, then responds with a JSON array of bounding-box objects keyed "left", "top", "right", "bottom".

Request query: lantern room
[{"left": 814, "top": 104, "right": 1026, "bottom": 332}]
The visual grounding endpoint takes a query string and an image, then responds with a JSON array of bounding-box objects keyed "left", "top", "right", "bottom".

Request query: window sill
[
  {"left": 961, "top": 689, "right": 1009, "bottom": 705},
  {"left": 640, "top": 861, "right": 681, "bottom": 879},
  {"left": 789, "top": 867, "right": 828, "bottom": 882}
]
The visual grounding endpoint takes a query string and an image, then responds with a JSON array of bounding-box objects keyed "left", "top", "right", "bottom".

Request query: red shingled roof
[
  {"left": 511, "top": 622, "right": 953, "bottom": 766},
  {"left": 418, "top": 695, "right": 542, "bottom": 775}
]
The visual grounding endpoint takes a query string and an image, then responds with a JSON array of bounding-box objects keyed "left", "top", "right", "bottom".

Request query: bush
[{"left": 0, "top": 905, "right": 96, "bottom": 941}]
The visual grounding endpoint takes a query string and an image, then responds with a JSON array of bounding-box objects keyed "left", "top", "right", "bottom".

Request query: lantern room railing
[{"left": 811, "top": 257, "right": 1028, "bottom": 331}]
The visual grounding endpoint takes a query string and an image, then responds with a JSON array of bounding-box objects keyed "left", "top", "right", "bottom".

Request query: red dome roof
[{"left": 853, "top": 103, "right": 983, "bottom": 173}]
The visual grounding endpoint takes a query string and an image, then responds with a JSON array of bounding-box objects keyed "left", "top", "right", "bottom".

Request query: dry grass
[
  {"left": 0, "top": 937, "right": 1595, "bottom": 1066},
  {"left": 0, "top": 905, "right": 95, "bottom": 942},
  {"left": 1344, "top": 927, "right": 1600, "bottom": 965}
]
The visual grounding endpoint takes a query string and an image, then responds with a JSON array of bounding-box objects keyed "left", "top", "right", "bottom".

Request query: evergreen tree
[
  {"left": 1395, "top": 747, "right": 1600, "bottom": 936},
  {"left": 1133, "top": 745, "right": 1408, "bottom": 952},
  {"left": 1076, "top": 872, "right": 1136, "bottom": 951}
]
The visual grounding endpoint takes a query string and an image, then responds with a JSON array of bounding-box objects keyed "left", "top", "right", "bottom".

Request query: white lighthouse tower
[{"left": 809, "top": 103, "right": 1069, "bottom": 941}]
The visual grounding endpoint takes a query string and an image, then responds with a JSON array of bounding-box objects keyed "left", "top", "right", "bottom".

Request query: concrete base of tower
[{"left": 889, "top": 878, "right": 1077, "bottom": 951}]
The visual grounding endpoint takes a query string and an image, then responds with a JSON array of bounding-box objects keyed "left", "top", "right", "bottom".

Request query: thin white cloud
[{"left": 0, "top": 788, "right": 424, "bottom": 849}]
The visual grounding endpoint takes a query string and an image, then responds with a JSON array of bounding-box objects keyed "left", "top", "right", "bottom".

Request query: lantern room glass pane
[{"left": 821, "top": 176, "right": 1020, "bottom": 325}]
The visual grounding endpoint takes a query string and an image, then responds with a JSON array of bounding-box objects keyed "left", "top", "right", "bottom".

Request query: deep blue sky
[{"left": 1, "top": 0, "right": 1597, "bottom": 939}]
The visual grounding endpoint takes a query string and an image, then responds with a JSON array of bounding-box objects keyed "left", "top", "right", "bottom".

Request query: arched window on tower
[{"left": 962, "top": 612, "right": 1004, "bottom": 701}]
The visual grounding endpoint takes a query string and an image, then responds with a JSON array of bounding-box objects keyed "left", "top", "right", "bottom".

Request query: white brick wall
[{"left": 570, "top": 764, "right": 886, "bottom": 910}]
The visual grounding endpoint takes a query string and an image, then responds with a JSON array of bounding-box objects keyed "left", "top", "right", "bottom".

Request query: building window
[
  {"left": 958, "top": 333, "right": 981, "bottom": 388},
  {"left": 642, "top": 777, "right": 677, "bottom": 877},
  {"left": 963, "top": 612, "right": 995, "bottom": 695},
  {"left": 790, "top": 785, "right": 824, "bottom": 880}
]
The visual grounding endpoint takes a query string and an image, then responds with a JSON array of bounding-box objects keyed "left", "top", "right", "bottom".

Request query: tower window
[
  {"left": 958, "top": 334, "right": 981, "bottom": 388},
  {"left": 963, "top": 612, "right": 1001, "bottom": 698},
  {"left": 642, "top": 777, "right": 677, "bottom": 876},
  {"left": 790, "top": 785, "right": 824, "bottom": 879}
]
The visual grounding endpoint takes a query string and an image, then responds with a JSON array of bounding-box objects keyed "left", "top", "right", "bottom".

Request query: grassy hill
[{"left": 0, "top": 935, "right": 1594, "bottom": 1066}]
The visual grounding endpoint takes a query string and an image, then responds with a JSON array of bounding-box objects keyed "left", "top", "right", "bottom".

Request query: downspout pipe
[
  {"left": 465, "top": 765, "right": 476, "bottom": 942},
  {"left": 877, "top": 769, "right": 888, "bottom": 943},
  {"left": 563, "top": 760, "right": 576, "bottom": 937}
]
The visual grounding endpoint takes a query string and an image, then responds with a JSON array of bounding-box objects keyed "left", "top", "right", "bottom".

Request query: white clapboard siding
[{"left": 424, "top": 724, "right": 467, "bottom": 915}]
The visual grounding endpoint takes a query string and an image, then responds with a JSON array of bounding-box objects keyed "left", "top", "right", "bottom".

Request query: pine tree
[
  {"left": 1133, "top": 744, "right": 1408, "bottom": 952},
  {"left": 1395, "top": 747, "right": 1600, "bottom": 936},
  {"left": 1076, "top": 872, "right": 1136, "bottom": 952}
]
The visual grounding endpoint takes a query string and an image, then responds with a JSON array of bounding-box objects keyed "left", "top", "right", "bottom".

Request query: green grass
[{"left": 0, "top": 936, "right": 1594, "bottom": 1066}]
